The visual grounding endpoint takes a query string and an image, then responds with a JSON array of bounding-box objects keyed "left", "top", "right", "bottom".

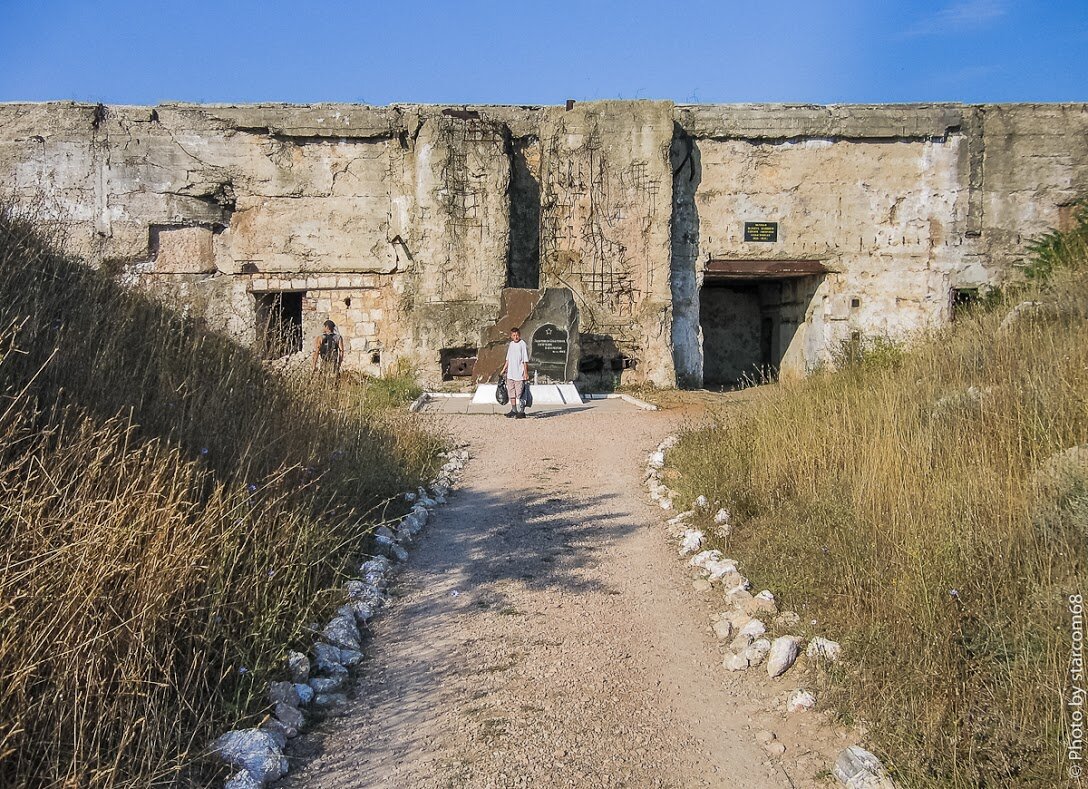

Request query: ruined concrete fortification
[{"left": 1, "top": 100, "right": 1085, "bottom": 388}]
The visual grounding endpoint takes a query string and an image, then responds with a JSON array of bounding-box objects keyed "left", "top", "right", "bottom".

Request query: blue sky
[{"left": 0, "top": 0, "right": 1084, "bottom": 105}]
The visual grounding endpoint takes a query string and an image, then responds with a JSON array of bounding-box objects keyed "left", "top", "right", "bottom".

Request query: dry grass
[
  {"left": 669, "top": 214, "right": 1088, "bottom": 786},
  {"left": 0, "top": 204, "right": 443, "bottom": 787}
]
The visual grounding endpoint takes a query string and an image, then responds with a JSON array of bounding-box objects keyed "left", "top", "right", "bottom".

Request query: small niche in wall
[
  {"left": 344, "top": 297, "right": 352, "bottom": 308},
  {"left": 440, "top": 347, "right": 478, "bottom": 380},
  {"left": 850, "top": 297, "right": 861, "bottom": 310},
  {"left": 950, "top": 288, "right": 979, "bottom": 320}
]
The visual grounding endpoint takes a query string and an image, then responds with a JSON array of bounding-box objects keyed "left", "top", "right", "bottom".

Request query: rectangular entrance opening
[
  {"left": 255, "top": 291, "right": 304, "bottom": 359},
  {"left": 699, "top": 260, "right": 826, "bottom": 389}
]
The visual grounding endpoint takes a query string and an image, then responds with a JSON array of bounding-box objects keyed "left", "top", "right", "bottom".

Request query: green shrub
[{"left": 1023, "top": 200, "right": 1088, "bottom": 281}]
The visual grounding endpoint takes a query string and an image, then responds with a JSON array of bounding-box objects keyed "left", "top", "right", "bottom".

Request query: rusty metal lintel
[{"left": 704, "top": 259, "right": 828, "bottom": 279}]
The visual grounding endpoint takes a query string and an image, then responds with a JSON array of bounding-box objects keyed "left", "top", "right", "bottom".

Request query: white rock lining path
[
  {"left": 213, "top": 407, "right": 894, "bottom": 788},
  {"left": 212, "top": 449, "right": 470, "bottom": 788},
  {"left": 646, "top": 435, "right": 895, "bottom": 789}
]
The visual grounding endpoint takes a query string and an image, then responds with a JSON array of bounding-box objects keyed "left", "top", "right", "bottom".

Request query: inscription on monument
[
  {"left": 743, "top": 221, "right": 779, "bottom": 242},
  {"left": 531, "top": 324, "right": 569, "bottom": 382}
]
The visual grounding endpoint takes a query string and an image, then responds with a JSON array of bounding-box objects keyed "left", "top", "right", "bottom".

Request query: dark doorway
[
  {"left": 700, "top": 282, "right": 767, "bottom": 386},
  {"left": 255, "top": 291, "right": 304, "bottom": 359},
  {"left": 699, "top": 260, "right": 826, "bottom": 388},
  {"left": 950, "top": 287, "right": 978, "bottom": 321}
]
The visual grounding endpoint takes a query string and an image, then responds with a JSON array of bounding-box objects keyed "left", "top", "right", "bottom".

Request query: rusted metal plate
[
  {"left": 446, "top": 357, "right": 477, "bottom": 377},
  {"left": 705, "top": 259, "right": 828, "bottom": 279}
]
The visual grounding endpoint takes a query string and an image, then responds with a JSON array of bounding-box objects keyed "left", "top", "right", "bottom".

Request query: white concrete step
[{"left": 470, "top": 383, "right": 583, "bottom": 406}]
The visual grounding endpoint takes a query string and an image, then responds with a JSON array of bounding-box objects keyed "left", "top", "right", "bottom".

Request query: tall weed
[
  {"left": 670, "top": 228, "right": 1088, "bottom": 785},
  {"left": 0, "top": 203, "right": 443, "bottom": 787}
]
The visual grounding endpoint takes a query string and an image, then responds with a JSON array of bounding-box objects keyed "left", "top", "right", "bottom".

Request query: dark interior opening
[
  {"left": 699, "top": 272, "right": 822, "bottom": 389},
  {"left": 440, "top": 347, "right": 478, "bottom": 380},
  {"left": 950, "top": 287, "right": 978, "bottom": 320},
  {"left": 255, "top": 291, "right": 304, "bottom": 359}
]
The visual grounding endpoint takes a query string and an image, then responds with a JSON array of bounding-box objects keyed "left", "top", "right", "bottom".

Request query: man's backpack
[{"left": 319, "top": 333, "right": 339, "bottom": 360}]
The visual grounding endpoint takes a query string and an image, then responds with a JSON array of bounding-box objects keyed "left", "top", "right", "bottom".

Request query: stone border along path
[
  {"left": 212, "top": 449, "right": 470, "bottom": 789},
  {"left": 235, "top": 404, "right": 884, "bottom": 788},
  {"left": 646, "top": 435, "right": 896, "bottom": 789}
]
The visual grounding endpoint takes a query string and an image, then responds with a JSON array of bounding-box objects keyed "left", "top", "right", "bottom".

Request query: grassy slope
[
  {"left": 0, "top": 207, "right": 442, "bottom": 787},
  {"left": 670, "top": 217, "right": 1088, "bottom": 786}
]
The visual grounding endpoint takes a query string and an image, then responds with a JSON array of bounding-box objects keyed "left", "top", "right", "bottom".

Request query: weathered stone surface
[
  {"left": 677, "top": 529, "right": 704, "bottom": 556},
  {"left": 313, "top": 692, "right": 349, "bottom": 707},
  {"left": 267, "top": 681, "right": 300, "bottom": 707},
  {"left": 806, "top": 636, "right": 843, "bottom": 663},
  {"left": 767, "top": 636, "right": 802, "bottom": 678},
  {"left": 309, "top": 675, "right": 346, "bottom": 694},
  {"left": 274, "top": 701, "right": 305, "bottom": 732},
  {"left": 787, "top": 689, "right": 817, "bottom": 713},
  {"left": 321, "top": 614, "right": 361, "bottom": 651},
  {"left": 212, "top": 729, "right": 288, "bottom": 784},
  {"left": 225, "top": 769, "right": 264, "bottom": 789},
  {"left": 312, "top": 642, "right": 345, "bottom": 673},
  {"left": 744, "top": 592, "right": 779, "bottom": 617},
  {"left": 744, "top": 638, "right": 772, "bottom": 667},
  {"left": 834, "top": 745, "right": 895, "bottom": 788},
  {"left": 0, "top": 100, "right": 1084, "bottom": 389},
  {"left": 151, "top": 225, "right": 216, "bottom": 274},
  {"left": 712, "top": 618, "right": 734, "bottom": 641},
  {"left": 723, "top": 652, "right": 750, "bottom": 671},
  {"left": 538, "top": 101, "right": 676, "bottom": 388},
  {"left": 293, "top": 682, "right": 314, "bottom": 705},
  {"left": 675, "top": 103, "right": 964, "bottom": 141},
  {"left": 286, "top": 651, "right": 309, "bottom": 684}
]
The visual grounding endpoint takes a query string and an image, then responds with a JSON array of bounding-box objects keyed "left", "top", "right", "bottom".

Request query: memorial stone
[
  {"left": 531, "top": 324, "right": 569, "bottom": 382},
  {"left": 473, "top": 287, "right": 580, "bottom": 383}
]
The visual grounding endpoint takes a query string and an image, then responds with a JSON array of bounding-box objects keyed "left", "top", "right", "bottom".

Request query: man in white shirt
[{"left": 500, "top": 327, "right": 529, "bottom": 419}]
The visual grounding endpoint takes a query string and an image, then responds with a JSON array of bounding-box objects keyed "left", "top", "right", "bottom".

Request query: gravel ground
[{"left": 280, "top": 403, "right": 848, "bottom": 788}]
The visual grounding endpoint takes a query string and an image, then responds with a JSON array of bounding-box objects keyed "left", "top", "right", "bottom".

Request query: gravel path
[{"left": 281, "top": 403, "right": 844, "bottom": 788}]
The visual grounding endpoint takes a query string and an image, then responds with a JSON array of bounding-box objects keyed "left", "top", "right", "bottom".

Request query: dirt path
[{"left": 282, "top": 403, "right": 843, "bottom": 788}]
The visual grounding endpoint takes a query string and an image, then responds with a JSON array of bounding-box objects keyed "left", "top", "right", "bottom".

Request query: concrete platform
[
  {"left": 470, "top": 383, "right": 583, "bottom": 406},
  {"left": 416, "top": 394, "right": 643, "bottom": 416}
]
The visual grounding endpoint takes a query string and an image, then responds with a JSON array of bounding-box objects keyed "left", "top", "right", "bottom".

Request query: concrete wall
[
  {"left": 0, "top": 100, "right": 1085, "bottom": 387},
  {"left": 538, "top": 101, "right": 675, "bottom": 387},
  {"left": 671, "top": 103, "right": 1088, "bottom": 384}
]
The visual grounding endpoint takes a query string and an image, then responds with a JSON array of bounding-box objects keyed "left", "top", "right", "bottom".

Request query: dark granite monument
[{"left": 530, "top": 324, "right": 569, "bottom": 382}]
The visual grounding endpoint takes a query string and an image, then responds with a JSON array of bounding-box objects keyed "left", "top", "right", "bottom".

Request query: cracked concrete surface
[{"left": 0, "top": 100, "right": 1085, "bottom": 387}]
